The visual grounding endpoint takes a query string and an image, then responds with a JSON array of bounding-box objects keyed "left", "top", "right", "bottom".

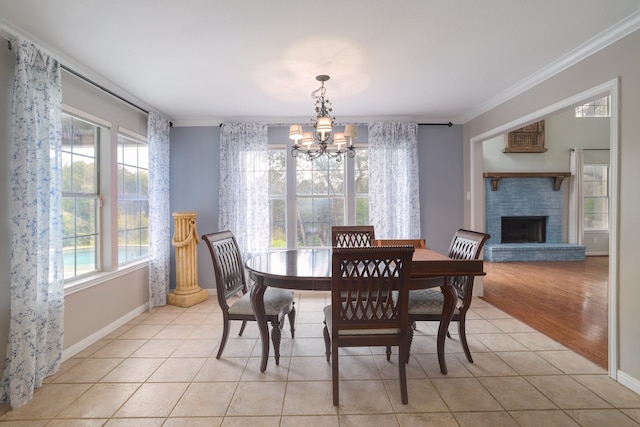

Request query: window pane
[
  {"left": 62, "top": 197, "right": 98, "bottom": 280},
  {"left": 62, "top": 113, "right": 100, "bottom": 281},
  {"left": 75, "top": 198, "right": 97, "bottom": 235},
  {"left": 63, "top": 235, "right": 97, "bottom": 279},
  {"left": 270, "top": 199, "right": 286, "bottom": 248},
  {"left": 270, "top": 168, "right": 286, "bottom": 196},
  {"left": 118, "top": 134, "right": 149, "bottom": 265},
  {"left": 583, "top": 164, "right": 609, "bottom": 229},
  {"left": 355, "top": 149, "right": 369, "bottom": 193},
  {"left": 296, "top": 169, "right": 313, "bottom": 194},
  {"left": 355, "top": 149, "right": 369, "bottom": 224},
  {"left": 575, "top": 96, "right": 610, "bottom": 118},
  {"left": 296, "top": 197, "right": 344, "bottom": 247},
  {"left": 269, "top": 150, "right": 286, "bottom": 196},
  {"left": 356, "top": 196, "right": 369, "bottom": 225}
]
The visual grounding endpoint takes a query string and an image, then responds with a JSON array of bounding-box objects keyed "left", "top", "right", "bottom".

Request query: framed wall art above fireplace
[{"left": 504, "top": 120, "right": 547, "bottom": 153}]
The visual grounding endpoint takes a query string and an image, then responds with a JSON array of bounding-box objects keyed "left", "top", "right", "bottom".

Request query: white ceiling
[{"left": 2, "top": 0, "right": 640, "bottom": 126}]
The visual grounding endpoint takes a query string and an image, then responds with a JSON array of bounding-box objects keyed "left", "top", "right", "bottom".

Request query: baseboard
[
  {"left": 617, "top": 370, "right": 640, "bottom": 395},
  {"left": 61, "top": 302, "right": 149, "bottom": 361}
]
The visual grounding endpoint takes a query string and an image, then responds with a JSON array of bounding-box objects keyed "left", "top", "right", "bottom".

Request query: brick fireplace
[{"left": 483, "top": 173, "right": 585, "bottom": 262}]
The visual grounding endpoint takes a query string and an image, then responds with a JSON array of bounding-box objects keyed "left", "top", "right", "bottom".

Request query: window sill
[{"left": 64, "top": 259, "right": 149, "bottom": 296}]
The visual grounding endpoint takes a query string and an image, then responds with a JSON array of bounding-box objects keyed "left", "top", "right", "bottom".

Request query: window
[
  {"left": 268, "top": 148, "right": 369, "bottom": 248},
  {"left": 575, "top": 96, "right": 610, "bottom": 117},
  {"left": 117, "top": 133, "right": 149, "bottom": 264},
  {"left": 353, "top": 150, "right": 369, "bottom": 224},
  {"left": 269, "top": 149, "right": 287, "bottom": 248},
  {"left": 62, "top": 113, "right": 100, "bottom": 280},
  {"left": 583, "top": 164, "right": 609, "bottom": 229}
]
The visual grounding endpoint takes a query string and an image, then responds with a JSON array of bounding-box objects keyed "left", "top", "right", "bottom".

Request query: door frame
[{"left": 469, "top": 78, "right": 619, "bottom": 379}]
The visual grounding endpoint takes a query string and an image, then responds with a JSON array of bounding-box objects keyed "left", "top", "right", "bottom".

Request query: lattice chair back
[
  {"left": 331, "top": 225, "right": 375, "bottom": 248},
  {"left": 327, "top": 245, "right": 415, "bottom": 405},
  {"left": 447, "top": 229, "right": 491, "bottom": 301},
  {"left": 331, "top": 245, "right": 414, "bottom": 333}
]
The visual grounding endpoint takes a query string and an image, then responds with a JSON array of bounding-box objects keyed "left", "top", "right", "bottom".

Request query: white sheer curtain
[
  {"left": 368, "top": 122, "right": 421, "bottom": 239},
  {"left": 569, "top": 147, "right": 584, "bottom": 245},
  {"left": 147, "top": 112, "right": 171, "bottom": 309},
  {"left": 1, "top": 37, "right": 64, "bottom": 409},
  {"left": 219, "top": 123, "right": 269, "bottom": 255}
]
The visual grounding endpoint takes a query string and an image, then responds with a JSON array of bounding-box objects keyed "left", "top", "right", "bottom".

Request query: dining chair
[
  {"left": 323, "top": 245, "right": 415, "bottom": 406},
  {"left": 331, "top": 225, "right": 375, "bottom": 247},
  {"left": 406, "top": 229, "right": 490, "bottom": 363},
  {"left": 373, "top": 238, "right": 426, "bottom": 249},
  {"left": 202, "top": 230, "right": 296, "bottom": 364}
]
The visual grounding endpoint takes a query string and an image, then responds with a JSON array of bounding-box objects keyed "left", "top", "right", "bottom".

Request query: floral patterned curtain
[
  {"left": 147, "top": 112, "right": 171, "bottom": 309},
  {"left": 368, "top": 122, "right": 421, "bottom": 239},
  {"left": 1, "top": 37, "right": 64, "bottom": 409},
  {"left": 568, "top": 147, "right": 584, "bottom": 245},
  {"left": 219, "top": 123, "right": 269, "bottom": 255}
]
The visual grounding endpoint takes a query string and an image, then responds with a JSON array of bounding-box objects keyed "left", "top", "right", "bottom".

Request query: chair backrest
[
  {"left": 447, "top": 229, "right": 491, "bottom": 305},
  {"left": 374, "top": 239, "right": 426, "bottom": 249},
  {"left": 331, "top": 225, "right": 375, "bottom": 247},
  {"left": 331, "top": 246, "right": 414, "bottom": 335},
  {"left": 202, "top": 231, "right": 248, "bottom": 311}
]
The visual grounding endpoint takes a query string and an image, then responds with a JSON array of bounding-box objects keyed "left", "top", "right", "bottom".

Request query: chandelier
[{"left": 289, "top": 75, "right": 357, "bottom": 162}]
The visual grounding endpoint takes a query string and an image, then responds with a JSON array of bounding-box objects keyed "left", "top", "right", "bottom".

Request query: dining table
[{"left": 245, "top": 247, "right": 485, "bottom": 374}]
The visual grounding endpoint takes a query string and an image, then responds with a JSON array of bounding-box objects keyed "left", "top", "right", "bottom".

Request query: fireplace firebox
[{"left": 501, "top": 216, "right": 546, "bottom": 243}]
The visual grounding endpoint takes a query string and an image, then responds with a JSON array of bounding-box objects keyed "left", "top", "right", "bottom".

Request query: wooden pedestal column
[{"left": 168, "top": 211, "right": 209, "bottom": 307}]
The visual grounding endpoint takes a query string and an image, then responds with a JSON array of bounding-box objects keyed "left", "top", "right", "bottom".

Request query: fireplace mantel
[{"left": 483, "top": 172, "right": 571, "bottom": 191}]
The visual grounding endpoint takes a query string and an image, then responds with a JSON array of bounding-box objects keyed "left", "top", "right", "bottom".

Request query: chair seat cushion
[
  {"left": 228, "top": 288, "right": 294, "bottom": 316},
  {"left": 323, "top": 305, "right": 400, "bottom": 336},
  {"left": 408, "top": 288, "right": 460, "bottom": 315}
]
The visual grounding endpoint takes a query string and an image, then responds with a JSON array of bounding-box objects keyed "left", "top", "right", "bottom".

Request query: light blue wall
[
  {"left": 169, "top": 126, "right": 221, "bottom": 290},
  {"left": 419, "top": 124, "right": 464, "bottom": 254},
  {"left": 168, "top": 123, "right": 465, "bottom": 290}
]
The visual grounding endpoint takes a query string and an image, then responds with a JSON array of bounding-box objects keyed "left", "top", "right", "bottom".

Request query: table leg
[
  {"left": 249, "top": 276, "right": 270, "bottom": 372},
  {"left": 437, "top": 280, "right": 456, "bottom": 375}
]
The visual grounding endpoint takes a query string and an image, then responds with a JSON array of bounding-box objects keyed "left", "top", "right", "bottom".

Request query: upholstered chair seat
[
  {"left": 228, "top": 288, "right": 295, "bottom": 316},
  {"left": 408, "top": 288, "right": 458, "bottom": 315}
]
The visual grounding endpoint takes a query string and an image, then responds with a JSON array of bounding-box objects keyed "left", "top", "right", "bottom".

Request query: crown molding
[{"left": 458, "top": 10, "right": 640, "bottom": 124}]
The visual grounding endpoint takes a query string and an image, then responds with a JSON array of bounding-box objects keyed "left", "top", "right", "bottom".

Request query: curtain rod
[
  {"left": 570, "top": 148, "right": 610, "bottom": 151},
  {"left": 418, "top": 122, "right": 453, "bottom": 127},
  {"left": 59, "top": 64, "right": 150, "bottom": 116},
  {"left": 5, "top": 37, "right": 154, "bottom": 119},
  {"left": 219, "top": 121, "right": 454, "bottom": 127}
]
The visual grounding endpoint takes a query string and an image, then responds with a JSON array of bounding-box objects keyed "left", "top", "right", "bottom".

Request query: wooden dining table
[{"left": 245, "top": 247, "right": 485, "bottom": 374}]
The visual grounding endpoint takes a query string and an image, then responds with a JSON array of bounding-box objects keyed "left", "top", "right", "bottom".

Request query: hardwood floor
[{"left": 480, "top": 256, "right": 608, "bottom": 368}]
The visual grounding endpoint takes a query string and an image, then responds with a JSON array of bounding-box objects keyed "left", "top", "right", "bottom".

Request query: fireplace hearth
[{"left": 501, "top": 216, "right": 546, "bottom": 243}]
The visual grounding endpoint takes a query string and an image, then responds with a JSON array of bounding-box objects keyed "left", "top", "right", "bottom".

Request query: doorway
[{"left": 469, "top": 79, "right": 619, "bottom": 378}]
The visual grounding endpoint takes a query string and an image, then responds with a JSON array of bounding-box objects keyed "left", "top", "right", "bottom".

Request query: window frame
[
  {"left": 61, "top": 109, "right": 104, "bottom": 282},
  {"left": 61, "top": 105, "right": 150, "bottom": 294},
  {"left": 116, "top": 129, "right": 150, "bottom": 265}
]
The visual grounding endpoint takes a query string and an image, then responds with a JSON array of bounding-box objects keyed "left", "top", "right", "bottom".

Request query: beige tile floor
[{"left": 1, "top": 292, "right": 640, "bottom": 426}]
